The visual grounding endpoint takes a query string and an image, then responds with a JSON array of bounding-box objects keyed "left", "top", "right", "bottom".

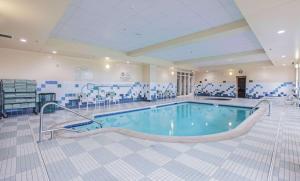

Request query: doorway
[
  {"left": 236, "top": 76, "right": 246, "bottom": 98},
  {"left": 177, "top": 72, "right": 193, "bottom": 96}
]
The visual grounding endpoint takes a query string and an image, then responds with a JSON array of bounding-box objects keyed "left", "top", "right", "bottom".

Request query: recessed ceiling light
[
  {"left": 19, "top": 38, "right": 27, "bottom": 43},
  {"left": 277, "top": 30, "right": 285, "bottom": 34},
  {"left": 105, "top": 57, "right": 110, "bottom": 60},
  {"left": 281, "top": 55, "right": 286, "bottom": 58},
  {"left": 52, "top": 51, "right": 57, "bottom": 54}
]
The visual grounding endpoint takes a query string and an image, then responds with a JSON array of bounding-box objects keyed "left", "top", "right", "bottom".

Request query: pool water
[{"left": 69, "top": 102, "right": 252, "bottom": 136}]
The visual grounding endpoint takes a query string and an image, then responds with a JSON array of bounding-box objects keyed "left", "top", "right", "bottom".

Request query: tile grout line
[
  {"left": 267, "top": 108, "right": 283, "bottom": 181},
  {"left": 26, "top": 117, "right": 50, "bottom": 181}
]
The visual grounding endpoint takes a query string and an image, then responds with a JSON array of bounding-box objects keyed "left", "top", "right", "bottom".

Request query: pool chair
[
  {"left": 111, "top": 94, "right": 121, "bottom": 105},
  {"left": 132, "top": 93, "right": 137, "bottom": 102},
  {"left": 78, "top": 93, "right": 94, "bottom": 110},
  {"left": 155, "top": 90, "right": 161, "bottom": 101},
  {"left": 106, "top": 92, "right": 119, "bottom": 106},
  {"left": 95, "top": 95, "right": 106, "bottom": 109},
  {"left": 164, "top": 90, "right": 170, "bottom": 100}
]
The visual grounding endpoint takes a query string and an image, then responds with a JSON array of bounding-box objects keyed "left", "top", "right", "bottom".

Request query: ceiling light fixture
[
  {"left": 295, "top": 49, "right": 299, "bottom": 60},
  {"left": 105, "top": 57, "right": 110, "bottom": 60},
  {"left": 19, "top": 38, "right": 27, "bottom": 43},
  {"left": 281, "top": 55, "right": 286, "bottom": 58},
  {"left": 171, "top": 71, "right": 175, "bottom": 75},
  {"left": 277, "top": 30, "right": 285, "bottom": 34},
  {"left": 229, "top": 72, "right": 233, "bottom": 76},
  {"left": 52, "top": 51, "right": 57, "bottom": 54},
  {"left": 105, "top": 64, "right": 110, "bottom": 69}
]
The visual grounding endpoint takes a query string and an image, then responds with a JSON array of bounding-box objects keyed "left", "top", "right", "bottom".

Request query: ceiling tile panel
[
  {"left": 193, "top": 53, "right": 268, "bottom": 67},
  {"left": 51, "top": 0, "right": 246, "bottom": 52},
  {"left": 146, "top": 30, "right": 262, "bottom": 61}
]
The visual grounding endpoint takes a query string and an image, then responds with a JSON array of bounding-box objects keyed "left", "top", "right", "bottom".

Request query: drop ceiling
[
  {"left": 3, "top": 0, "right": 296, "bottom": 69},
  {"left": 235, "top": 0, "right": 300, "bottom": 66},
  {"left": 52, "top": 0, "right": 247, "bottom": 51},
  {"left": 146, "top": 30, "right": 262, "bottom": 61}
]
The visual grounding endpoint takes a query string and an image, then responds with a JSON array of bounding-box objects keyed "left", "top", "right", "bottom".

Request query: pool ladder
[
  {"left": 38, "top": 102, "right": 102, "bottom": 143},
  {"left": 250, "top": 99, "right": 271, "bottom": 116}
]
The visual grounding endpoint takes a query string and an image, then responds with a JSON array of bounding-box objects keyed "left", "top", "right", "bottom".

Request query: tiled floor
[{"left": 1, "top": 97, "right": 300, "bottom": 181}]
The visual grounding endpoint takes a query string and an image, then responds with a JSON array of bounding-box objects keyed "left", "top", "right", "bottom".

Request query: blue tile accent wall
[
  {"left": 246, "top": 82, "right": 295, "bottom": 99},
  {"left": 36, "top": 81, "right": 177, "bottom": 106},
  {"left": 148, "top": 83, "right": 177, "bottom": 101},
  {"left": 195, "top": 81, "right": 295, "bottom": 99},
  {"left": 195, "top": 83, "right": 236, "bottom": 97}
]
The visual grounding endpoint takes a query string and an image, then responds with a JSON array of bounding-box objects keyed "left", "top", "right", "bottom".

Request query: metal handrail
[
  {"left": 38, "top": 102, "right": 102, "bottom": 143},
  {"left": 250, "top": 99, "right": 271, "bottom": 116}
]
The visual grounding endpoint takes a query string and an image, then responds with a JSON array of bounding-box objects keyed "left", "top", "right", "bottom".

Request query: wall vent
[{"left": 0, "top": 34, "right": 12, "bottom": 39}]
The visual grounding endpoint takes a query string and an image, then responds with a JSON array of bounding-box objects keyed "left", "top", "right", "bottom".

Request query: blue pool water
[{"left": 68, "top": 102, "right": 252, "bottom": 136}]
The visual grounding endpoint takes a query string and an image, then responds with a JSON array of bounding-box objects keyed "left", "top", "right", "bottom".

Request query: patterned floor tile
[
  {"left": 104, "top": 160, "right": 144, "bottom": 181},
  {"left": 0, "top": 98, "right": 300, "bottom": 181}
]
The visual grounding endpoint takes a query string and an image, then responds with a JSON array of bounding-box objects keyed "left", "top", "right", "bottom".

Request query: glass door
[{"left": 177, "top": 72, "right": 193, "bottom": 96}]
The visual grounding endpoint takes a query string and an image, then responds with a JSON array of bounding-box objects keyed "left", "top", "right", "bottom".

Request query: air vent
[{"left": 0, "top": 34, "right": 12, "bottom": 39}]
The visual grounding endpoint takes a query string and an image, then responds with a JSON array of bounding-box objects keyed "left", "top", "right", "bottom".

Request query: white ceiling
[
  {"left": 0, "top": 0, "right": 69, "bottom": 51},
  {"left": 52, "top": 0, "right": 253, "bottom": 51},
  {"left": 1, "top": 0, "right": 279, "bottom": 69},
  {"left": 193, "top": 53, "right": 269, "bottom": 67},
  {"left": 235, "top": 0, "right": 300, "bottom": 66},
  {"left": 146, "top": 29, "right": 262, "bottom": 61}
]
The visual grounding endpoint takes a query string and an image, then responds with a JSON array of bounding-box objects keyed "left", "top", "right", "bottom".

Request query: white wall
[
  {"left": 0, "top": 48, "right": 145, "bottom": 83},
  {"left": 194, "top": 64, "right": 296, "bottom": 98},
  {"left": 0, "top": 48, "right": 179, "bottom": 105},
  {"left": 155, "top": 66, "right": 177, "bottom": 84},
  {"left": 195, "top": 65, "right": 295, "bottom": 83}
]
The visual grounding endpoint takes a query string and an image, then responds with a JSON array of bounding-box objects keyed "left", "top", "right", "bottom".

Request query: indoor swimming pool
[{"left": 66, "top": 102, "right": 252, "bottom": 136}]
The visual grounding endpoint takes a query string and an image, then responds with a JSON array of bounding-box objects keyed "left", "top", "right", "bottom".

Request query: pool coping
[{"left": 51, "top": 100, "right": 267, "bottom": 143}]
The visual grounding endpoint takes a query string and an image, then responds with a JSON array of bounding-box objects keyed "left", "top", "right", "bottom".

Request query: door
[
  {"left": 177, "top": 72, "right": 193, "bottom": 96},
  {"left": 237, "top": 76, "right": 246, "bottom": 98}
]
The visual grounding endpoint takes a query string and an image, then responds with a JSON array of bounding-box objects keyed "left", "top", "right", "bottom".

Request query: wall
[
  {"left": 195, "top": 64, "right": 296, "bottom": 98},
  {"left": 0, "top": 48, "right": 144, "bottom": 82},
  {"left": 0, "top": 48, "right": 176, "bottom": 107},
  {"left": 144, "top": 65, "right": 177, "bottom": 101}
]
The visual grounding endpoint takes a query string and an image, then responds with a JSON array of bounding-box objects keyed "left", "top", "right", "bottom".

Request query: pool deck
[{"left": 1, "top": 97, "right": 300, "bottom": 181}]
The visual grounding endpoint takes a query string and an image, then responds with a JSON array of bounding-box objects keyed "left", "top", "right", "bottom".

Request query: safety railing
[
  {"left": 38, "top": 102, "right": 102, "bottom": 143},
  {"left": 250, "top": 99, "right": 271, "bottom": 116}
]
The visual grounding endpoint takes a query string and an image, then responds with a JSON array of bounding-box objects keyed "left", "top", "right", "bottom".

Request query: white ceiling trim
[{"left": 175, "top": 49, "right": 265, "bottom": 64}]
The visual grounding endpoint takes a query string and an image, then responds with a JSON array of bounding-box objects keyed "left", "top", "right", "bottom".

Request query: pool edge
[{"left": 55, "top": 100, "right": 266, "bottom": 143}]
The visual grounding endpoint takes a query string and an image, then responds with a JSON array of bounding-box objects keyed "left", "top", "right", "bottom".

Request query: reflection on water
[{"left": 75, "top": 103, "right": 251, "bottom": 136}]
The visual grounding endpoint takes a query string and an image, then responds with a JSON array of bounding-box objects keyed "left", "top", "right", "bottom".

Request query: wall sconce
[
  {"left": 105, "top": 64, "right": 110, "bottom": 69},
  {"left": 171, "top": 71, "right": 175, "bottom": 75},
  {"left": 229, "top": 71, "right": 233, "bottom": 76}
]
